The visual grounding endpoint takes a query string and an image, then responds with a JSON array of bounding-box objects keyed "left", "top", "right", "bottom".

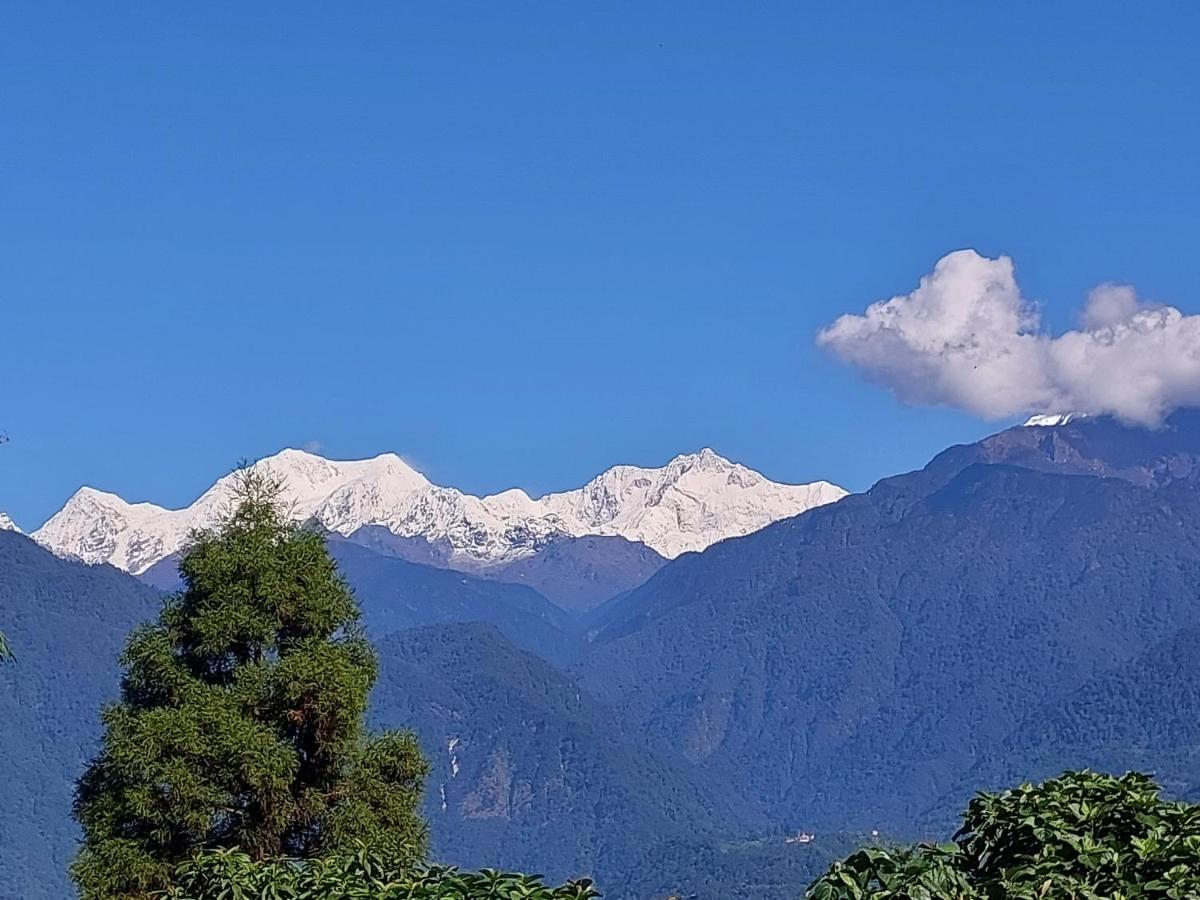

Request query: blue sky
[{"left": 4, "top": 2, "right": 1199, "bottom": 528}]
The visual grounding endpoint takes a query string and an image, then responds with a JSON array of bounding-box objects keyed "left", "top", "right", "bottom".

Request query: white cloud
[{"left": 817, "top": 249, "right": 1200, "bottom": 427}]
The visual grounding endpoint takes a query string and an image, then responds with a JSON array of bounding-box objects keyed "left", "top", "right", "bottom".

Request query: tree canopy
[
  {"left": 72, "top": 468, "right": 429, "bottom": 900},
  {"left": 807, "top": 770, "right": 1200, "bottom": 900}
]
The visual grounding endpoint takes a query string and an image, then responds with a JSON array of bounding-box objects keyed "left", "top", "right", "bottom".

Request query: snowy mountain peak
[
  {"left": 33, "top": 448, "right": 848, "bottom": 574},
  {"left": 70, "top": 486, "right": 138, "bottom": 507},
  {"left": 36, "top": 487, "right": 172, "bottom": 574},
  {"left": 539, "top": 449, "right": 847, "bottom": 558},
  {"left": 1023, "top": 413, "right": 1079, "bottom": 427},
  {"left": 672, "top": 447, "right": 722, "bottom": 464},
  {"left": 234, "top": 449, "right": 430, "bottom": 505},
  {"left": 0, "top": 511, "right": 21, "bottom": 533},
  {"left": 34, "top": 449, "right": 437, "bottom": 574}
]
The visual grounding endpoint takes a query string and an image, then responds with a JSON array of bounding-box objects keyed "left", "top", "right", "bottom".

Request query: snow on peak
[
  {"left": 36, "top": 486, "right": 187, "bottom": 574},
  {"left": 0, "top": 511, "right": 21, "bottom": 533},
  {"left": 1023, "top": 413, "right": 1078, "bottom": 427},
  {"left": 33, "top": 447, "right": 848, "bottom": 573},
  {"left": 33, "top": 449, "right": 434, "bottom": 574},
  {"left": 540, "top": 448, "right": 847, "bottom": 558}
]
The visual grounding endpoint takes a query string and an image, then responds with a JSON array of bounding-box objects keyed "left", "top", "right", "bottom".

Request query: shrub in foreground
[
  {"left": 157, "top": 847, "right": 599, "bottom": 899},
  {"left": 807, "top": 770, "right": 1200, "bottom": 899}
]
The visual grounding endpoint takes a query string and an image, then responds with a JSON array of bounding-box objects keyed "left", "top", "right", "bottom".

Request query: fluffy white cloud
[{"left": 817, "top": 249, "right": 1200, "bottom": 426}]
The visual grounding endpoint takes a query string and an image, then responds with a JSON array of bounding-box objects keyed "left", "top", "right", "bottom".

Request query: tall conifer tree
[{"left": 72, "top": 468, "right": 428, "bottom": 900}]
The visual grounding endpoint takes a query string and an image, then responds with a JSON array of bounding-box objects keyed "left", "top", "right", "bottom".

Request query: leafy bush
[
  {"left": 157, "top": 846, "right": 599, "bottom": 899},
  {"left": 806, "top": 770, "right": 1200, "bottom": 899}
]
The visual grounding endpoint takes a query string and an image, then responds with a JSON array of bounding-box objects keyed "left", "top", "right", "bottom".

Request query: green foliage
[
  {"left": 0, "top": 628, "right": 11, "bottom": 661},
  {"left": 806, "top": 770, "right": 1200, "bottom": 899},
  {"left": 156, "top": 846, "right": 599, "bottom": 900},
  {"left": 72, "top": 468, "right": 430, "bottom": 900}
]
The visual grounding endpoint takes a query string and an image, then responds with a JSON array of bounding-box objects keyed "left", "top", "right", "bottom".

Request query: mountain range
[
  {"left": 579, "top": 455, "right": 1200, "bottom": 832},
  {"left": 28, "top": 448, "right": 846, "bottom": 594},
  {"left": 401, "top": 411, "right": 1200, "bottom": 892},
  {"left": 8, "top": 415, "right": 1200, "bottom": 898}
]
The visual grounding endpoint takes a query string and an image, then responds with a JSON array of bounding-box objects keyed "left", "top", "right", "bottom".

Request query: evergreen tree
[
  {"left": 72, "top": 468, "right": 429, "bottom": 900},
  {"left": 0, "top": 628, "right": 11, "bottom": 661}
]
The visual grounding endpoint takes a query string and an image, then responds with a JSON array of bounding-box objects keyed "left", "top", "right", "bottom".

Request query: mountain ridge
[
  {"left": 32, "top": 447, "right": 847, "bottom": 576},
  {"left": 342, "top": 526, "right": 668, "bottom": 612},
  {"left": 574, "top": 412, "right": 1200, "bottom": 835},
  {"left": 10, "top": 414, "right": 1200, "bottom": 899}
]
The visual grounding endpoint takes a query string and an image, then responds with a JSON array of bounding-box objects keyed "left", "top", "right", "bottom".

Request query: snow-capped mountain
[
  {"left": 33, "top": 448, "right": 847, "bottom": 575},
  {"left": 539, "top": 448, "right": 845, "bottom": 558},
  {"left": 0, "top": 512, "right": 21, "bottom": 533},
  {"left": 1023, "top": 413, "right": 1079, "bottom": 427},
  {"left": 33, "top": 452, "right": 436, "bottom": 575}
]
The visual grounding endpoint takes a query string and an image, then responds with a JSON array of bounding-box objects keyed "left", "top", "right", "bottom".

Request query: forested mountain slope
[
  {"left": 141, "top": 538, "right": 583, "bottom": 664},
  {"left": 579, "top": 418, "right": 1200, "bottom": 832},
  {"left": 952, "top": 623, "right": 1200, "bottom": 812},
  {"left": 329, "top": 540, "right": 580, "bottom": 663},
  {"left": 0, "top": 532, "right": 160, "bottom": 900},
  {"left": 347, "top": 525, "right": 667, "bottom": 612},
  {"left": 369, "top": 623, "right": 758, "bottom": 897}
]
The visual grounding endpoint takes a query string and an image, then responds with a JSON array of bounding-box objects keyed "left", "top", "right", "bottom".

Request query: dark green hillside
[
  {"left": 954, "top": 624, "right": 1200, "bottom": 810},
  {"left": 369, "top": 622, "right": 755, "bottom": 898},
  {"left": 580, "top": 457, "right": 1200, "bottom": 833},
  {"left": 345, "top": 525, "right": 667, "bottom": 613},
  {"left": 329, "top": 539, "right": 581, "bottom": 664},
  {"left": 467, "top": 535, "right": 667, "bottom": 613},
  {"left": 622, "top": 833, "right": 862, "bottom": 900},
  {"left": 141, "top": 537, "right": 583, "bottom": 664},
  {"left": 0, "top": 531, "right": 160, "bottom": 900}
]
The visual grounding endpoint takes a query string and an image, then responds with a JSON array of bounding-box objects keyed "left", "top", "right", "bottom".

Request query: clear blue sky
[{"left": 4, "top": 2, "right": 1199, "bottom": 528}]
